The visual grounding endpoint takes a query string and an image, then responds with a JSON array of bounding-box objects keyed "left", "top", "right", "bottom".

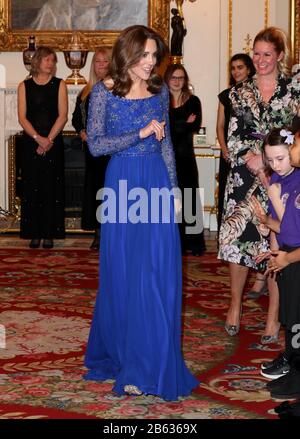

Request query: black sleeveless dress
[
  {"left": 20, "top": 77, "right": 65, "bottom": 239},
  {"left": 169, "top": 95, "right": 206, "bottom": 255}
]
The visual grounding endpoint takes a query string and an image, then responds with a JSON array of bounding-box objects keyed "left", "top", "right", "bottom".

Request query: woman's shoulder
[
  {"left": 188, "top": 94, "right": 200, "bottom": 103},
  {"left": 91, "top": 78, "right": 114, "bottom": 96},
  {"left": 183, "top": 94, "right": 200, "bottom": 109},
  {"left": 218, "top": 87, "right": 230, "bottom": 100},
  {"left": 52, "top": 76, "right": 63, "bottom": 84},
  {"left": 230, "top": 78, "right": 255, "bottom": 102},
  {"left": 160, "top": 82, "right": 169, "bottom": 97}
]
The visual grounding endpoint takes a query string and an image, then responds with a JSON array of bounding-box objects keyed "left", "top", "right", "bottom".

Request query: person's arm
[
  {"left": 47, "top": 79, "right": 68, "bottom": 144},
  {"left": 267, "top": 248, "right": 300, "bottom": 273},
  {"left": 251, "top": 195, "right": 281, "bottom": 233},
  {"left": 17, "top": 81, "right": 41, "bottom": 140},
  {"left": 216, "top": 101, "right": 229, "bottom": 161},
  {"left": 17, "top": 81, "right": 50, "bottom": 155},
  {"left": 268, "top": 183, "right": 284, "bottom": 221},
  {"left": 87, "top": 82, "right": 164, "bottom": 157},
  {"left": 185, "top": 95, "right": 201, "bottom": 131},
  {"left": 72, "top": 93, "right": 87, "bottom": 142},
  {"left": 160, "top": 85, "right": 178, "bottom": 189}
]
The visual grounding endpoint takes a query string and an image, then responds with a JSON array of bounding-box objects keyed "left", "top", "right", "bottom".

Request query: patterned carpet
[{"left": 0, "top": 235, "right": 284, "bottom": 419}]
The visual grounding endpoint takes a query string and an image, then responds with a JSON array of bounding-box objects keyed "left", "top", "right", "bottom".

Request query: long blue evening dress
[{"left": 84, "top": 81, "right": 199, "bottom": 401}]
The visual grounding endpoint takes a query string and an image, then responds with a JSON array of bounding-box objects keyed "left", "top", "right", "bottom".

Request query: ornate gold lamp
[
  {"left": 63, "top": 33, "right": 88, "bottom": 85},
  {"left": 22, "top": 35, "right": 36, "bottom": 77}
]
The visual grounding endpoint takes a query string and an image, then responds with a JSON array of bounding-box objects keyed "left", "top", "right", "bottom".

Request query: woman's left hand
[
  {"left": 36, "top": 136, "right": 53, "bottom": 155},
  {"left": 244, "top": 151, "right": 264, "bottom": 175}
]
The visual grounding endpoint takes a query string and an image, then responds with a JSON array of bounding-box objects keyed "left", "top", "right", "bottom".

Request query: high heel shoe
[
  {"left": 124, "top": 384, "right": 143, "bottom": 396},
  {"left": 90, "top": 236, "right": 99, "bottom": 250},
  {"left": 225, "top": 322, "right": 240, "bottom": 336},
  {"left": 225, "top": 306, "right": 242, "bottom": 336},
  {"left": 261, "top": 324, "right": 280, "bottom": 344}
]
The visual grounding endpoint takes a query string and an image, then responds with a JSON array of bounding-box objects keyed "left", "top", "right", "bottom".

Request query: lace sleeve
[
  {"left": 87, "top": 82, "right": 140, "bottom": 156},
  {"left": 160, "top": 85, "right": 178, "bottom": 188}
]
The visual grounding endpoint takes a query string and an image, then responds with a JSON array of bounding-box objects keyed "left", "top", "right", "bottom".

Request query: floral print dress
[{"left": 218, "top": 75, "right": 300, "bottom": 268}]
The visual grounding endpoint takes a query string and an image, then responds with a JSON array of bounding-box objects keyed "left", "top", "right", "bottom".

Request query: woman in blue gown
[{"left": 84, "top": 25, "right": 199, "bottom": 401}]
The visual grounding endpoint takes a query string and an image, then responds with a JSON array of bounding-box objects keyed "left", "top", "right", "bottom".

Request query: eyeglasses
[{"left": 169, "top": 76, "right": 185, "bottom": 81}]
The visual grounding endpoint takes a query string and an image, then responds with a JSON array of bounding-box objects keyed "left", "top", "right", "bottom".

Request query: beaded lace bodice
[{"left": 87, "top": 81, "right": 178, "bottom": 187}]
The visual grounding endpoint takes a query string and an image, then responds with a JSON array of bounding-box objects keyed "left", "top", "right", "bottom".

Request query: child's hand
[
  {"left": 250, "top": 196, "right": 268, "bottom": 224},
  {"left": 268, "top": 183, "right": 281, "bottom": 202}
]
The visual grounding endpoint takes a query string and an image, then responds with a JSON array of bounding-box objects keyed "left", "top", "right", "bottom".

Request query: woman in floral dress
[{"left": 218, "top": 27, "right": 300, "bottom": 335}]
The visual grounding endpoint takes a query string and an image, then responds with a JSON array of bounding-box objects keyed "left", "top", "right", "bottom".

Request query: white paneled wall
[
  {"left": 0, "top": 0, "right": 290, "bottom": 221},
  {"left": 0, "top": 1, "right": 290, "bottom": 143}
]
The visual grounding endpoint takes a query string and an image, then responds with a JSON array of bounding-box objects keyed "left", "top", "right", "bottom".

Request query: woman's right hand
[
  {"left": 36, "top": 136, "right": 53, "bottom": 155},
  {"left": 139, "top": 120, "right": 166, "bottom": 141},
  {"left": 244, "top": 151, "right": 264, "bottom": 175},
  {"left": 80, "top": 129, "right": 87, "bottom": 142},
  {"left": 254, "top": 251, "right": 271, "bottom": 264}
]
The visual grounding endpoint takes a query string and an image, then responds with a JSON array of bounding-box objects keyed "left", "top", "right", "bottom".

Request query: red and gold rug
[{"left": 0, "top": 238, "right": 282, "bottom": 419}]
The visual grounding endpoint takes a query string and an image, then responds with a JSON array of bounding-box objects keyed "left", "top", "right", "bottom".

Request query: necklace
[{"left": 33, "top": 75, "right": 52, "bottom": 85}]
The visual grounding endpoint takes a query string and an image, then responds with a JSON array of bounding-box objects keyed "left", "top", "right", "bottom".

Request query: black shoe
[
  {"left": 191, "top": 247, "right": 206, "bottom": 256},
  {"left": 29, "top": 239, "right": 41, "bottom": 248},
  {"left": 275, "top": 399, "right": 300, "bottom": 418},
  {"left": 43, "top": 239, "right": 53, "bottom": 249},
  {"left": 90, "top": 236, "right": 99, "bottom": 250},
  {"left": 261, "top": 352, "right": 290, "bottom": 379},
  {"left": 266, "top": 371, "right": 292, "bottom": 391},
  {"left": 270, "top": 368, "right": 300, "bottom": 399}
]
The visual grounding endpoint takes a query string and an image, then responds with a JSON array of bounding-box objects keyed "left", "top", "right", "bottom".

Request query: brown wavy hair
[
  {"left": 30, "top": 46, "right": 57, "bottom": 77},
  {"left": 253, "top": 27, "right": 291, "bottom": 77},
  {"left": 163, "top": 64, "right": 191, "bottom": 107},
  {"left": 109, "top": 25, "right": 168, "bottom": 97}
]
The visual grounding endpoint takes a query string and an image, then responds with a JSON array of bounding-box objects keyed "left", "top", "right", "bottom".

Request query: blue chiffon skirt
[{"left": 84, "top": 152, "right": 199, "bottom": 401}]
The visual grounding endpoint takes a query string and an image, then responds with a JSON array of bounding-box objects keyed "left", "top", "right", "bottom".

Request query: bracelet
[
  {"left": 33, "top": 134, "right": 38, "bottom": 141},
  {"left": 48, "top": 136, "right": 53, "bottom": 142}
]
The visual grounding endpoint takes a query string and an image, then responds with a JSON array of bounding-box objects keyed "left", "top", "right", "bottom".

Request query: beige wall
[{"left": 0, "top": 0, "right": 291, "bottom": 144}]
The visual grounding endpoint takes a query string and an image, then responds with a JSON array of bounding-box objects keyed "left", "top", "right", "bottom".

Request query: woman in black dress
[
  {"left": 72, "top": 48, "right": 111, "bottom": 249},
  {"left": 17, "top": 46, "right": 68, "bottom": 249},
  {"left": 164, "top": 64, "right": 206, "bottom": 255}
]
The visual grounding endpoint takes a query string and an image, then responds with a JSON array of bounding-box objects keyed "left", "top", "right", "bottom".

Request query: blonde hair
[
  {"left": 81, "top": 47, "right": 112, "bottom": 100},
  {"left": 253, "top": 27, "right": 291, "bottom": 77}
]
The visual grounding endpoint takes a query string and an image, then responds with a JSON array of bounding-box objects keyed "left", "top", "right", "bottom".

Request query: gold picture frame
[
  {"left": 291, "top": 0, "right": 300, "bottom": 63},
  {"left": 0, "top": 0, "right": 170, "bottom": 51}
]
